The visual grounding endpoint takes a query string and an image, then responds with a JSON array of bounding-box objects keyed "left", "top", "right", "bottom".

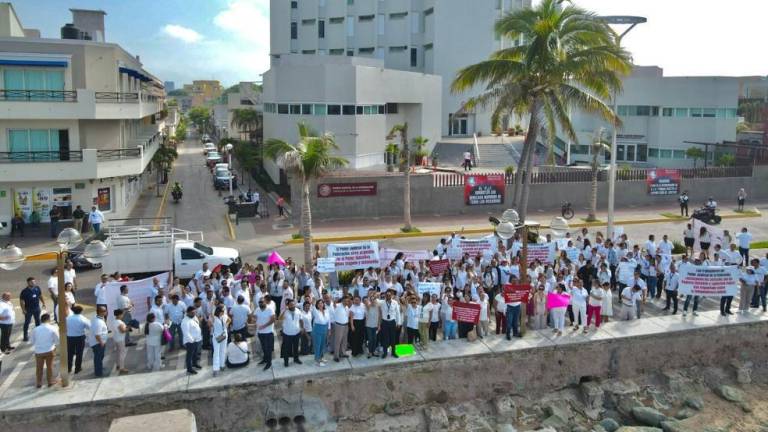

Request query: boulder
[
  {"left": 540, "top": 414, "right": 568, "bottom": 430},
  {"left": 714, "top": 385, "right": 744, "bottom": 403},
  {"left": 496, "top": 423, "right": 517, "bottom": 432},
  {"left": 424, "top": 406, "right": 448, "bottom": 431},
  {"left": 615, "top": 427, "right": 663, "bottom": 432},
  {"left": 660, "top": 420, "right": 685, "bottom": 432},
  {"left": 580, "top": 381, "right": 604, "bottom": 412},
  {"left": 682, "top": 396, "right": 704, "bottom": 411},
  {"left": 383, "top": 400, "right": 404, "bottom": 416},
  {"left": 739, "top": 401, "right": 753, "bottom": 413},
  {"left": 731, "top": 360, "right": 753, "bottom": 385},
  {"left": 674, "top": 408, "right": 696, "bottom": 420},
  {"left": 599, "top": 417, "right": 621, "bottom": 432},
  {"left": 631, "top": 407, "right": 667, "bottom": 427},
  {"left": 493, "top": 396, "right": 518, "bottom": 418},
  {"left": 571, "top": 426, "right": 588, "bottom": 432}
]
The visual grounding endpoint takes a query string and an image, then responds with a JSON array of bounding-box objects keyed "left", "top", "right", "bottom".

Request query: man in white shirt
[
  {"left": 193, "top": 263, "right": 211, "bottom": 295},
  {"left": 644, "top": 235, "right": 657, "bottom": 257},
  {"left": 62, "top": 261, "right": 77, "bottom": 294},
  {"left": 163, "top": 295, "right": 187, "bottom": 351},
  {"left": 619, "top": 285, "right": 642, "bottom": 321},
  {"left": 181, "top": 306, "right": 202, "bottom": 374},
  {"left": 48, "top": 269, "right": 59, "bottom": 322},
  {"left": 88, "top": 205, "right": 105, "bottom": 233},
  {"left": 31, "top": 313, "right": 59, "bottom": 387},
  {"left": 65, "top": 304, "right": 90, "bottom": 374},
  {"left": 254, "top": 299, "right": 276, "bottom": 370},
  {"left": 330, "top": 296, "right": 350, "bottom": 362},
  {"left": 149, "top": 296, "right": 166, "bottom": 324},
  {"left": 663, "top": 265, "right": 680, "bottom": 315},
  {"left": 378, "top": 290, "right": 401, "bottom": 358},
  {"left": 94, "top": 274, "right": 109, "bottom": 309},
  {"left": 89, "top": 306, "right": 108, "bottom": 377},
  {"left": 279, "top": 299, "right": 304, "bottom": 367},
  {"left": 658, "top": 235, "right": 673, "bottom": 256},
  {"left": 735, "top": 227, "right": 753, "bottom": 264},
  {"left": 230, "top": 296, "right": 251, "bottom": 339},
  {"left": 0, "top": 292, "right": 15, "bottom": 354},
  {"left": 724, "top": 244, "right": 743, "bottom": 266}
]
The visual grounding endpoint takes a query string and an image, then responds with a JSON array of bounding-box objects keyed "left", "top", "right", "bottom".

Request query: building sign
[
  {"left": 646, "top": 168, "right": 680, "bottom": 196},
  {"left": 318, "top": 182, "right": 377, "bottom": 198},
  {"left": 464, "top": 174, "right": 504, "bottom": 206},
  {"left": 97, "top": 187, "right": 111, "bottom": 211},
  {"left": 678, "top": 265, "right": 740, "bottom": 297},
  {"left": 34, "top": 188, "right": 52, "bottom": 223},
  {"left": 326, "top": 241, "right": 380, "bottom": 271},
  {"left": 13, "top": 188, "right": 32, "bottom": 222}
]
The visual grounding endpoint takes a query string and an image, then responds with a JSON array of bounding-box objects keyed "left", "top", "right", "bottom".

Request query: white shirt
[
  {"left": 94, "top": 282, "right": 108, "bottom": 305},
  {"left": 429, "top": 302, "right": 441, "bottom": 322},
  {"left": 150, "top": 305, "right": 166, "bottom": 323},
  {"left": 88, "top": 209, "right": 105, "bottom": 224},
  {"left": 30, "top": 323, "right": 59, "bottom": 354},
  {"left": 571, "top": 287, "right": 588, "bottom": 305},
  {"left": 47, "top": 276, "right": 59, "bottom": 296},
  {"left": 63, "top": 268, "right": 76, "bottom": 285},
  {"left": 0, "top": 300, "right": 14, "bottom": 325},
  {"left": 227, "top": 341, "right": 249, "bottom": 364},
  {"left": 644, "top": 241, "right": 657, "bottom": 256},
  {"left": 621, "top": 287, "right": 642, "bottom": 307},
  {"left": 406, "top": 304, "right": 421, "bottom": 329},
  {"left": 331, "top": 303, "right": 350, "bottom": 324},
  {"left": 350, "top": 304, "right": 366, "bottom": 320},
  {"left": 146, "top": 321, "right": 164, "bottom": 347},
  {"left": 379, "top": 299, "right": 400, "bottom": 323},
  {"left": 181, "top": 316, "right": 202, "bottom": 343},
  {"left": 231, "top": 303, "right": 251, "bottom": 330},
  {"left": 281, "top": 308, "right": 302, "bottom": 336},
  {"left": 588, "top": 288, "right": 604, "bottom": 307},
  {"left": 658, "top": 240, "right": 673, "bottom": 256},
  {"left": 724, "top": 249, "right": 743, "bottom": 266},
  {"left": 212, "top": 315, "right": 228, "bottom": 340},
  {"left": 300, "top": 310, "right": 312, "bottom": 332},
  {"left": 164, "top": 302, "right": 186, "bottom": 324},
  {"left": 312, "top": 308, "right": 330, "bottom": 326},
  {"left": 494, "top": 293, "right": 506, "bottom": 315},
  {"left": 66, "top": 314, "right": 90, "bottom": 337},
  {"left": 254, "top": 307, "right": 275, "bottom": 334},
  {"left": 666, "top": 272, "right": 680, "bottom": 291},
  {"left": 736, "top": 232, "right": 753, "bottom": 249}
]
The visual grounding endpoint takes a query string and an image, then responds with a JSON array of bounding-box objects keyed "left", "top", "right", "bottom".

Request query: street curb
[
  {"left": 282, "top": 212, "right": 762, "bottom": 244},
  {"left": 225, "top": 213, "right": 236, "bottom": 240}
]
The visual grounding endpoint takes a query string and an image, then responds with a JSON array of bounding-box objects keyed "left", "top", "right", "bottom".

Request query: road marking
[
  {"left": 0, "top": 360, "right": 28, "bottom": 397},
  {"left": 225, "top": 213, "right": 236, "bottom": 240}
]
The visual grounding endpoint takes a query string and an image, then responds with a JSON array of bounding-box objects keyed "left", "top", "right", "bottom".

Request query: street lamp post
[
  {"left": 0, "top": 231, "right": 110, "bottom": 388},
  {"left": 225, "top": 143, "right": 234, "bottom": 198},
  {"left": 602, "top": 15, "right": 646, "bottom": 239}
]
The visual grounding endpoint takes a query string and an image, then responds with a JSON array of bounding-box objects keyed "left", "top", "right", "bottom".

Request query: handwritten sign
[
  {"left": 503, "top": 283, "right": 531, "bottom": 303},
  {"left": 316, "top": 257, "right": 336, "bottom": 274},
  {"left": 526, "top": 243, "right": 555, "bottom": 265},
  {"left": 428, "top": 259, "right": 450, "bottom": 276},
  {"left": 451, "top": 302, "right": 481, "bottom": 324},
  {"left": 326, "top": 241, "right": 380, "bottom": 271},
  {"left": 417, "top": 282, "right": 442, "bottom": 297},
  {"left": 678, "top": 264, "right": 740, "bottom": 297},
  {"left": 379, "top": 248, "right": 431, "bottom": 267},
  {"left": 457, "top": 237, "right": 497, "bottom": 258}
]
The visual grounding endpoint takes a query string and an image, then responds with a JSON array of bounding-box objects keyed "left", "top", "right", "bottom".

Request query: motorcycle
[
  {"left": 561, "top": 202, "right": 574, "bottom": 220},
  {"left": 172, "top": 188, "right": 182, "bottom": 203},
  {"left": 692, "top": 206, "right": 721, "bottom": 225}
]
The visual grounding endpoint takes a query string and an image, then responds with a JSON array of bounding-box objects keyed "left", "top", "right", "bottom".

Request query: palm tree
[
  {"left": 265, "top": 122, "right": 348, "bottom": 266},
  {"left": 386, "top": 123, "right": 413, "bottom": 231},
  {"left": 587, "top": 128, "right": 610, "bottom": 221},
  {"left": 230, "top": 108, "right": 262, "bottom": 142},
  {"left": 451, "top": 0, "right": 632, "bottom": 221}
]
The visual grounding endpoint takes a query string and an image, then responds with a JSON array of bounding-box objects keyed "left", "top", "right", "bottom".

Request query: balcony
[
  {"left": 0, "top": 89, "right": 163, "bottom": 120},
  {"left": 0, "top": 132, "right": 160, "bottom": 182}
]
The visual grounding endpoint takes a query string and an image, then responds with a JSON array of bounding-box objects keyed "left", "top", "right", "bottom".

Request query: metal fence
[
  {"left": 95, "top": 92, "right": 139, "bottom": 103},
  {"left": 0, "top": 89, "right": 77, "bottom": 102},
  {"left": 432, "top": 166, "right": 754, "bottom": 187},
  {"left": 97, "top": 148, "right": 142, "bottom": 161},
  {"left": 0, "top": 151, "right": 83, "bottom": 163}
]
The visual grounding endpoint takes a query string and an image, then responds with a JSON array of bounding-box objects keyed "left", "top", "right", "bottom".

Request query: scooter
[{"left": 172, "top": 189, "right": 182, "bottom": 203}]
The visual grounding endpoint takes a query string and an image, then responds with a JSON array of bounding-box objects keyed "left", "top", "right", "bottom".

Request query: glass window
[
  {"left": 8, "top": 129, "right": 29, "bottom": 153},
  {"left": 347, "top": 50, "right": 353, "bottom": 56},
  {"left": 636, "top": 106, "right": 650, "bottom": 116},
  {"left": 727, "top": 108, "right": 738, "bottom": 118},
  {"left": 313, "top": 104, "right": 327, "bottom": 115},
  {"left": 358, "top": 47, "right": 375, "bottom": 54},
  {"left": 291, "top": 22, "right": 297, "bottom": 39},
  {"left": 364, "top": 105, "right": 375, "bottom": 115},
  {"left": 390, "top": 12, "right": 408, "bottom": 19},
  {"left": 291, "top": 1, "right": 297, "bottom": 8},
  {"left": 378, "top": 105, "right": 385, "bottom": 114},
  {"left": 327, "top": 105, "right": 341, "bottom": 115},
  {"left": 356, "top": 105, "right": 363, "bottom": 115},
  {"left": 651, "top": 106, "right": 659, "bottom": 116},
  {"left": 290, "top": 104, "right": 300, "bottom": 114},
  {"left": 617, "top": 105, "right": 628, "bottom": 116},
  {"left": 318, "top": 20, "right": 325, "bottom": 38},
  {"left": 329, "top": 17, "right": 344, "bottom": 24},
  {"left": 342, "top": 105, "right": 355, "bottom": 115},
  {"left": 386, "top": 103, "right": 398, "bottom": 114},
  {"left": 180, "top": 249, "right": 204, "bottom": 260},
  {"left": 690, "top": 108, "right": 702, "bottom": 118},
  {"left": 571, "top": 145, "right": 589, "bottom": 154},
  {"left": 347, "top": 0, "right": 353, "bottom": 4},
  {"left": 662, "top": 108, "right": 673, "bottom": 117},
  {"left": 626, "top": 145, "right": 636, "bottom": 161},
  {"left": 301, "top": 104, "right": 312, "bottom": 115},
  {"left": 410, "top": 47, "right": 418, "bottom": 67},
  {"left": 716, "top": 108, "right": 726, "bottom": 118},
  {"left": 301, "top": 50, "right": 316, "bottom": 54},
  {"left": 617, "top": 144, "right": 625, "bottom": 161},
  {"left": 302, "top": 19, "right": 316, "bottom": 25},
  {"left": 359, "top": 15, "right": 374, "bottom": 22},
  {"left": 659, "top": 149, "right": 672, "bottom": 159},
  {"left": 329, "top": 49, "right": 344, "bottom": 55},
  {"left": 277, "top": 104, "right": 289, "bottom": 114},
  {"left": 675, "top": 108, "right": 688, "bottom": 117},
  {"left": 648, "top": 148, "right": 659, "bottom": 157},
  {"left": 636, "top": 144, "right": 647, "bottom": 162},
  {"left": 673, "top": 150, "right": 687, "bottom": 159},
  {"left": 703, "top": 108, "right": 716, "bottom": 118}
]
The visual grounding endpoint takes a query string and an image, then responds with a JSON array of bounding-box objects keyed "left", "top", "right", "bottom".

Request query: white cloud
[
  {"left": 162, "top": 24, "right": 203, "bottom": 43},
  {"left": 213, "top": 0, "right": 270, "bottom": 48}
]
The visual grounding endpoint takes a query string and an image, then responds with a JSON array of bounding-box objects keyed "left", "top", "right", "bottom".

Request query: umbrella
[{"left": 267, "top": 250, "right": 286, "bottom": 266}]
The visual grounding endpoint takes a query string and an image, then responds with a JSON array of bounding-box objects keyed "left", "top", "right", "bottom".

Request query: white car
[
  {"left": 203, "top": 142, "right": 216, "bottom": 155},
  {"left": 206, "top": 151, "right": 222, "bottom": 166}
]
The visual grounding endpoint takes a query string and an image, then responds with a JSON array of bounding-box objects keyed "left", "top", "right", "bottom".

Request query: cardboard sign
[
  {"left": 451, "top": 302, "right": 481, "bottom": 324},
  {"left": 428, "top": 259, "right": 450, "bottom": 276},
  {"left": 379, "top": 248, "right": 431, "bottom": 268},
  {"left": 316, "top": 257, "right": 336, "bottom": 274},
  {"left": 503, "top": 283, "right": 531, "bottom": 303},
  {"left": 417, "top": 282, "right": 442, "bottom": 297},
  {"left": 526, "top": 243, "right": 556, "bottom": 265},
  {"left": 546, "top": 292, "right": 571, "bottom": 310},
  {"left": 678, "top": 264, "right": 740, "bottom": 297},
  {"left": 464, "top": 174, "right": 505, "bottom": 206},
  {"left": 457, "top": 237, "right": 497, "bottom": 258},
  {"left": 327, "top": 241, "right": 380, "bottom": 271}
]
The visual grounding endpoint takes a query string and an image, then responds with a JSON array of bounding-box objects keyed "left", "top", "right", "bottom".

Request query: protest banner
[
  {"left": 104, "top": 272, "right": 170, "bottom": 328},
  {"left": 678, "top": 264, "right": 740, "bottom": 297},
  {"left": 646, "top": 168, "right": 681, "bottom": 196},
  {"left": 464, "top": 174, "right": 505, "bottom": 206},
  {"left": 555, "top": 238, "right": 569, "bottom": 250},
  {"left": 526, "top": 243, "right": 555, "bottom": 264},
  {"left": 379, "top": 248, "right": 431, "bottom": 267},
  {"left": 617, "top": 261, "right": 636, "bottom": 285},
  {"left": 316, "top": 257, "right": 336, "bottom": 273},
  {"left": 503, "top": 284, "right": 531, "bottom": 303},
  {"left": 457, "top": 236, "right": 497, "bottom": 258},
  {"left": 326, "top": 241, "right": 380, "bottom": 271},
  {"left": 428, "top": 259, "right": 450, "bottom": 276},
  {"left": 546, "top": 292, "right": 571, "bottom": 310},
  {"left": 452, "top": 302, "right": 481, "bottom": 324},
  {"left": 692, "top": 219, "right": 725, "bottom": 253},
  {"left": 417, "top": 282, "right": 443, "bottom": 297},
  {"left": 566, "top": 247, "right": 581, "bottom": 262}
]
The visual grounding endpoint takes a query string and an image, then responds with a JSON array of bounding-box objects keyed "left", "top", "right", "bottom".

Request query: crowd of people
[{"left": 0, "top": 225, "right": 766, "bottom": 387}]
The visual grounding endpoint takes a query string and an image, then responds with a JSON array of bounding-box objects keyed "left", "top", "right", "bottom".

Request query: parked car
[
  {"left": 206, "top": 151, "right": 222, "bottom": 167},
  {"left": 203, "top": 142, "right": 216, "bottom": 155},
  {"left": 201, "top": 134, "right": 210, "bottom": 142},
  {"left": 214, "top": 168, "right": 237, "bottom": 190}
]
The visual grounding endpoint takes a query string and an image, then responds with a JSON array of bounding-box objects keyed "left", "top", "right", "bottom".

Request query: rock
[
  {"left": 739, "top": 401, "right": 753, "bottom": 413},
  {"left": 383, "top": 400, "right": 404, "bottom": 416},
  {"left": 541, "top": 413, "right": 568, "bottom": 430},
  {"left": 674, "top": 408, "right": 696, "bottom": 420},
  {"left": 600, "top": 418, "right": 621, "bottom": 432},
  {"left": 683, "top": 396, "right": 704, "bottom": 411},
  {"left": 616, "top": 427, "right": 663, "bottom": 432},
  {"left": 424, "top": 406, "right": 448, "bottom": 431},
  {"left": 731, "top": 360, "right": 753, "bottom": 385},
  {"left": 631, "top": 407, "right": 668, "bottom": 427},
  {"left": 543, "top": 402, "right": 572, "bottom": 421},
  {"left": 714, "top": 385, "right": 744, "bottom": 403},
  {"left": 660, "top": 420, "right": 685, "bottom": 432},
  {"left": 496, "top": 423, "right": 517, "bottom": 432},
  {"left": 493, "top": 396, "right": 518, "bottom": 418},
  {"left": 580, "top": 381, "right": 604, "bottom": 412},
  {"left": 593, "top": 426, "right": 608, "bottom": 432},
  {"left": 571, "top": 426, "right": 588, "bottom": 432},
  {"left": 528, "top": 428, "right": 557, "bottom": 432}
]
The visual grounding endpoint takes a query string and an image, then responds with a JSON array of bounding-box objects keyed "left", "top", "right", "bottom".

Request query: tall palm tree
[
  {"left": 265, "top": 122, "right": 348, "bottom": 266},
  {"left": 587, "top": 128, "right": 610, "bottom": 221},
  {"left": 386, "top": 123, "right": 413, "bottom": 231},
  {"left": 230, "top": 108, "right": 262, "bottom": 141},
  {"left": 451, "top": 0, "right": 632, "bottom": 221}
]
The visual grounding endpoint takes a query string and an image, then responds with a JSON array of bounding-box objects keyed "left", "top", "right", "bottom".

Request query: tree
[
  {"left": 265, "top": 122, "right": 348, "bottom": 267},
  {"left": 187, "top": 106, "right": 212, "bottom": 133},
  {"left": 167, "top": 89, "right": 187, "bottom": 97},
  {"left": 230, "top": 108, "right": 262, "bottom": 141},
  {"left": 587, "top": 128, "right": 610, "bottom": 221},
  {"left": 451, "top": 0, "right": 632, "bottom": 221},
  {"left": 412, "top": 136, "right": 429, "bottom": 164},
  {"left": 386, "top": 123, "right": 413, "bottom": 231},
  {"left": 716, "top": 153, "right": 735, "bottom": 167},
  {"left": 685, "top": 147, "right": 706, "bottom": 168}
]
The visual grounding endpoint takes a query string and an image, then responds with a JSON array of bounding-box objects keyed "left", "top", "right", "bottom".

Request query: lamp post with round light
[
  {"left": 225, "top": 142, "right": 234, "bottom": 197},
  {"left": 0, "top": 229, "right": 110, "bottom": 387}
]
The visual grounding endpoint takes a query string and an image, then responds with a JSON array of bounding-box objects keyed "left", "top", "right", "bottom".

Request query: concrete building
[
  {"left": 227, "top": 81, "right": 263, "bottom": 141},
  {"left": 262, "top": 55, "right": 441, "bottom": 182},
  {"left": 183, "top": 80, "right": 222, "bottom": 107},
  {"left": 0, "top": 4, "right": 166, "bottom": 234},
  {"left": 269, "top": 0, "right": 529, "bottom": 138},
  {"left": 164, "top": 80, "right": 175, "bottom": 92},
  {"left": 565, "top": 66, "right": 740, "bottom": 168}
]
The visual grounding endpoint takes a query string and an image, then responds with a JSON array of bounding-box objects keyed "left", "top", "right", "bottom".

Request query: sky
[{"left": 11, "top": 0, "right": 768, "bottom": 88}]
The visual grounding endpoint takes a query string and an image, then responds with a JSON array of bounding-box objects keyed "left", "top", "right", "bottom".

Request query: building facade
[
  {"left": 269, "top": 0, "right": 529, "bottom": 137},
  {"left": 566, "top": 66, "right": 740, "bottom": 168},
  {"left": 183, "top": 80, "right": 222, "bottom": 108},
  {"left": 262, "top": 55, "right": 441, "bottom": 182},
  {"left": 227, "top": 81, "right": 263, "bottom": 141},
  {"left": 0, "top": 4, "right": 166, "bottom": 235}
]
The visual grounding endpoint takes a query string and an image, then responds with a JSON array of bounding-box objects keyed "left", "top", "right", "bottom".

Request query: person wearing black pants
[
  {"left": 663, "top": 266, "right": 680, "bottom": 315},
  {"left": 0, "top": 292, "right": 13, "bottom": 353},
  {"left": 719, "top": 295, "right": 734, "bottom": 316},
  {"left": 181, "top": 307, "right": 203, "bottom": 374},
  {"left": 349, "top": 301, "right": 366, "bottom": 357},
  {"left": 65, "top": 305, "right": 90, "bottom": 374},
  {"left": 279, "top": 299, "right": 302, "bottom": 367},
  {"left": 379, "top": 291, "right": 401, "bottom": 358},
  {"left": 19, "top": 278, "right": 45, "bottom": 342}
]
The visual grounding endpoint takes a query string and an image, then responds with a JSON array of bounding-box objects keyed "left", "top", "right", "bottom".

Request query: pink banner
[{"left": 546, "top": 292, "right": 570, "bottom": 310}]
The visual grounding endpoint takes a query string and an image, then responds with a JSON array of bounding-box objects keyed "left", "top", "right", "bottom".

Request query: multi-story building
[
  {"left": 269, "top": 0, "right": 529, "bottom": 138},
  {"left": 227, "top": 81, "right": 263, "bottom": 141},
  {"left": 565, "top": 66, "right": 740, "bottom": 168},
  {"left": 0, "top": 4, "right": 166, "bottom": 234},
  {"left": 164, "top": 80, "right": 175, "bottom": 93},
  {"left": 184, "top": 80, "right": 222, "bottom": 107}
]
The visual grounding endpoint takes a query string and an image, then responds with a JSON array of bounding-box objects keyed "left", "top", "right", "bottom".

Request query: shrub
[
  {"left": 337, "top": 270, "right": 355, "bottom": 287},
  {"left": 672, "top": 240, "right": 687, "bottom": 254}
]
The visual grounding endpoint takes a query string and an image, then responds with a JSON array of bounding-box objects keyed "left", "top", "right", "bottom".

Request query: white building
[
  {"left": 262, "top": 54, "right": 441, "bottom": 182},
  {"left": 0, "top": 4, "right": 166, "bottom": 234},
  {"left": 227, "top": 81, "right": 263, "bottom": 141},
  {"left": 269, "top": 0, "right": 529, "bottom": 138},
  {"left": 566, "top": 66, "right": 740, "bottom": 168}
]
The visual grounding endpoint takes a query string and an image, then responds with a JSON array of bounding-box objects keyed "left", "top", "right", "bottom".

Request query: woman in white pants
[
  {"left": 570, "top": 280, "right": 588, "bottom": 331},
  {"left": 550, "top": 284, "right": 570, "bottom": 336},
  {"left": 212, "top": 305, "right": 229, "bottom": 376},
  {"left": 145, "top": 312, "right": 164, "bottom": 371}
]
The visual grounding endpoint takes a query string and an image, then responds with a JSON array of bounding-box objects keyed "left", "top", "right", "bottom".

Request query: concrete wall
[
  {"left": 2, "top": 319, "right": 766, "bottom": 432},
  {"left": 299, "top": 167, "right": 768, "bottom": 221}
]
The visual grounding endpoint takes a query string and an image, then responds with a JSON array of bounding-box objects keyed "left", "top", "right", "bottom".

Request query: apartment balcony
[
  {"left": 0, "top": 131, "right": 161, "bottom": 182},
  {"left": 0, "top": 89, "right": 163, "bottom": 120}
]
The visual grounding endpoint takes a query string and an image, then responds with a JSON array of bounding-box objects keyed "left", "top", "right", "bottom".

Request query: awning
[
  {"left": 119, "top": 66, "right": 151, "bottom": 82},
  {"left": 0, "top": 59, "right": 68, "bottom": 67}
]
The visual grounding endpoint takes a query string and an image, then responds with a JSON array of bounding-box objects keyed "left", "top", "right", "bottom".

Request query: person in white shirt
[
  {"left": 254, "top": 299, "right": 276, "bottom": 370},
  {"left": 88, "top": 205, "right": 105, "bottom": 233},
  {"left": 65, "top": 304, "right": 90, "bottom": 374},
  {"left": 94, "top": 274, "right": 109, "bottom": 309},
  {"left": 404, "top": 295, "right": 422, "bottom": 346},
  {"left": 181, "top": 306, "right": 203, "bottom": 374},
  {"left": 31, "top": 313, "right": 59, "bottom": 388},
  {"left": 226, "top": 333, "right": 250, "bottom": 368},
  {"left": 0, "top": 292, "right": 16, "bottom": 354},
  {"left": 417, "top": 293, "right": 434, "bottom": 347},
  {"left": 378, "top": 290, "right": 402, "bottom": 356},
  {"left": 663, "top": 265, "right": 681, "bottom": 315},
  {"left": 493, "top": 289, "right": 506, "bottom": 336},
  {"left": 349, "top": 296, "right": 367, "bottom": 356},
  {"left": 111, "top": 309, "right": 129, "bottom": 374},
  {"left": 144, "top": 312, "right": 165, "bottom": 372},
  {"left": 738, "top": 267, "right": 759, "bottom": 314},
  {"left": 116, "top": 285, "right": 135, "bottom": 346},
  {"left": 570, "top": 279, "right": 588, "bottom": 331},
  {"left": 644, "top": 235, "right": 657, "bottom": 257},
  {"left": 47, "top": 269, "right": 59, "bottom": 322},
  {"left": 193, "top": 263, "right": 211, "bottom": 295},
  {"left": 585, "top": 284, "right": 604, "bottom": 332},
  {"left": 149, "top": 295, "right": 166, "bottom": 324},
  {"left": 619, "top": 285, "right": 642, "bottom": 321},
  {"left": 312, "top": 299, "right": 331, "bottom": 365},
  {"left": 299, "top": 301, "right": 313, "bottom": 356},
  {"left": 230, "top": 296, "right": 251, "bottom": 339},
  {"left": 89, "top": 306, "right": 108, "bottom": 377},
  {"left": 735, "top": 227, "right": 753, "bottom": 264},
  {"left": 330, "top": 296, "right": 351, "bottom": 362},
  {"left": 163, "top": 295, "right": 187, "bottom": 351},
  {"left": 211, "top": 305, "right": 229, "bottom": 375},
  {"left": 279, "top": 299, "right": 304, "bottom": 367},
  {"left": 62, "top": 261, "right": 77, "bottom": 292}
]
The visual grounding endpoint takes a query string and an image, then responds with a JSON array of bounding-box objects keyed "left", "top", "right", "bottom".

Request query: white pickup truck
[{"left": 100, "top": 225, "right": 241, "bottom": 279}]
